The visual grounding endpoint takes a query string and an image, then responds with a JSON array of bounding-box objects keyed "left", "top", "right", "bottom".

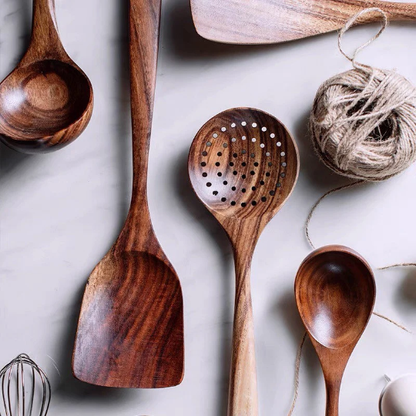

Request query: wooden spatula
[
  {"left": 190, "top": 0, "right": 416, "bottom": 44},
  {"left": 72, "top": 0, "right": 184, "bottom": 388}
]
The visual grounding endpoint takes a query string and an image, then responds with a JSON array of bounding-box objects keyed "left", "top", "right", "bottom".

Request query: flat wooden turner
[
  {"left": 72, "top": 0, "right": 184, "bottom": 388},
  {"left": 190, "top": 0, "right": 416, "bottom": 44}
]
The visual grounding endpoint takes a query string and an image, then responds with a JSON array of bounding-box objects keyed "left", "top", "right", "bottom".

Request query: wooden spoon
[
  {"left": 0, "top": 0, "right": 93, "bottom": 153},
  {"left": 190, "top": 0, "right": 416, "bottom": 44},
  {"left": 72, "top": 0, "right": 184, "bottom": 388},
  {"left": 188, "top": 108, "right": 299, "bottom": 415},
  {"left": 295, "top": 245, "right": 376, "bottom": 416}
]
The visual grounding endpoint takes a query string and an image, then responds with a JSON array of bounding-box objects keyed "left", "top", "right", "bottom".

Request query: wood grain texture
[
  {"left": 72, "top": 0, "right": 184, "bottom": 389},
  {"left": 295, "top": 245, "right": 376, "bottom": 416},
  {"left": 190, "top": 0, "right": 416, "bottom": 44},
  {"left": 188, "top": 108, "right": 299, "bottom": 415},
  {"left": 0, "top": 0, "right": 93, "bottom": 153}
]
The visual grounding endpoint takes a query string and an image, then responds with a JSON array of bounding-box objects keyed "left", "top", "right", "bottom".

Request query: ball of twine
[{"left": 310, "top": 8, "right": 416, "bottom": 182}]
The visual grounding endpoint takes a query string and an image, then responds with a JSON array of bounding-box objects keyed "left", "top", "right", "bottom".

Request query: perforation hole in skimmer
[{"left": 189, "top": 108, "right": 298, "bottom": 216}]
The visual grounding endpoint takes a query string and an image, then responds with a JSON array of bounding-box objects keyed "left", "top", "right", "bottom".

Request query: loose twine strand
[
  {"left": 379, "top": 263, "right": 416, "bottom": 270},
  {"left": 290, "top": 9, "right": 416, "bottom": 415},
  {"left": 305, "top": 180, "right": 364, "bottom": 250},
  {"left": 287, "top": 333, "right": 307, "bottom": 416},
  {"left": 338, "top": 7, "right": 388, "bottom": 71}
]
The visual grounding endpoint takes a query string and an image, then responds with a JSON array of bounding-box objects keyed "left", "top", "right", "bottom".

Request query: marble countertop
[{"left": 1, "top": 0, "right": 416, "bottom": 415}]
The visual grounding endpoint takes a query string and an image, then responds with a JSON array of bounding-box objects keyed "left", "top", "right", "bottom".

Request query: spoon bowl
[
  {"left": 189, "top": 107, "right": 299, "bottom": 415},
  {"left": 295, "top": 245, "right": 375, "bottom": 416},
  {"left": 0, "top": 0, "right": 93, "bottom": 153},
  {"left": 296, "top": 248, "right": 375, "bottom": 349}
]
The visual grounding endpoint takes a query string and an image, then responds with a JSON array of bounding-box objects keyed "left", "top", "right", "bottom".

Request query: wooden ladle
[
  {"left": 190, "top": 0, "right": 416, "bottom": 44},
  {"left": 0, "top": 0, "right": 93, "bottom": 153},
  {"left": 189, "top": 108, "right": 299, "bottom": 415},
  {"left": 72, "top": 0, "right": 184, "bottom": 388},
  {"left": 295, "top": 245, "right": 376, "bottom": 416}
]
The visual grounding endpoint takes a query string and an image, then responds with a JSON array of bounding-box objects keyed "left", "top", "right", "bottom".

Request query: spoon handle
[
  {"left": 21, "top": 0, "right": 67, "bottom": 65},
  {"left": 229, "top": 242, "right": 258, "bottom": 416},
  {"left": 325, "top": 379, "right": 341, "bottom": 416},
  {"left": 116, "top": 0, "right": 161, "bottom": 251}
]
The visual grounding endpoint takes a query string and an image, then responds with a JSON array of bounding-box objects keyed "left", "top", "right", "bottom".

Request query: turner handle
[
  {"left": 117, "top": 0, "right": 161, "bottom": 251},
  {"left": 361, "top": 0, "right": 416, "bottom": 20},
  {"left": 129, "top": 0, "right": 160, "bottom": 203},
  {"left": 21, "top": 0, "right": 67, "bottom": 65}
]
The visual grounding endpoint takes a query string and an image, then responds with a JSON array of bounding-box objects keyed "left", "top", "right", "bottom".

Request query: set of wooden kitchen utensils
[{"left": 2, "top": 0, "right": 416, "bottom": 415}]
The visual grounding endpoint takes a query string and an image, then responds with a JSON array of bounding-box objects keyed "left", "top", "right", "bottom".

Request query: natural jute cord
[{"left": 310, "top": 7, "right": 416, "bottom": 183}]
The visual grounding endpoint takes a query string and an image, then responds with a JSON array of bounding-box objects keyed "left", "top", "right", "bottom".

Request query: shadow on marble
[
  {"left": 0, "top": 144, "right": 33, "bottom": 182},
  {"left": 112, "top": 0, "right": 134, "bottom": 233},
  {"left": 396, "top": 268, "right": 416, "bottom": 314},
  {"left": 162, "top": 0, "right": 320, "bottom": 64},
  {"left": 53, "top": 0, "right": 136, "bottom": 403},
  {"left": 0, "top": 0, "right": 32, "bottom": 77},
  {"left": 0, "top": 1, "right": 33, "bottom": 182},
  {"left": 173, "top": 149, "right": 233, "bottom": 415},
  {"left": 292, "top": 108, "right": 374, "bottom": 249},
  {"left": 293, "top": 109, "right": 349, "bottom": 194},
  {"left": 163, "top": 2, "right": 416, "bottom": 65},
  {"left": 164, "top": 0, "right": 267, "bottom": 62},
  {"left": 275, "top": 289, "right": 322, "bottom": 408},
  {"left": 54, "top": 284, "right": 137, "bottom": 402}
]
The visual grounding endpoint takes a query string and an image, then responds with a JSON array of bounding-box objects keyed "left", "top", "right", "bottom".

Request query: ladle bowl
[{"left": 0, "top": 0, "right": 93, "bottom": 153}]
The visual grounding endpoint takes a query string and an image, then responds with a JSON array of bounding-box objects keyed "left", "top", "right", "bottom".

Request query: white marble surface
[{"left": 1, "top": 1, "right": 416, "bottom": 415}]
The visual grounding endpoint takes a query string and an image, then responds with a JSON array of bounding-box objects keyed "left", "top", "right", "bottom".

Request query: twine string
[
  {"left": 378, "top": 263, "right": 416, "bottom": 270},
  {"left": 338, "top": 8, "right": 388, "bottom": 71},
  {"left": 287, "top": 332, "right": 307, "bottom": 416},
  {"left": 305, "top": 180, "right": 364, "bottom": 250},
  {"left": 373, "top": 311, "right": 412, "bottom": 334},
  {"left": 310, "top": 4, "right": 416, "bottom": 183}
]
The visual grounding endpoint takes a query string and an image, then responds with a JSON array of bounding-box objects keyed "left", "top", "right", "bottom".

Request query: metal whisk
[{"left": 0, "top": 354, "right": 51, "bottom": 416}]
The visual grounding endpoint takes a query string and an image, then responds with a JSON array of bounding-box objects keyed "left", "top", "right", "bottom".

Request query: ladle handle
[
  {"left": 21, "top": 0, "right": 67, "bottom": 65},
  {"left": 228, "top": 248, "right": 258, "bottom": 416},
  {"left": 128, "top": 0, "right": 160, "bottom": 204}
]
